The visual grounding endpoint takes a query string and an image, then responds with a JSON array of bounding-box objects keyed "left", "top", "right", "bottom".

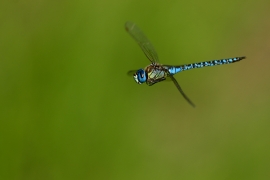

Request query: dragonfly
[{"left": 125, "top": 21, "right": 246, "bottom": 107}]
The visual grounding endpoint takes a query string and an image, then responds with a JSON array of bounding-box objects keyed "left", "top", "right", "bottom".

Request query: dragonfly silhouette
[{"left": 126, "top": 21, "right": 246, "bottom": 107}]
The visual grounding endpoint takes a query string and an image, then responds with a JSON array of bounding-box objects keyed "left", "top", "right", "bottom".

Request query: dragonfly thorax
[{"left": 133, "top": 69, "right": 147, "bottom": 84}]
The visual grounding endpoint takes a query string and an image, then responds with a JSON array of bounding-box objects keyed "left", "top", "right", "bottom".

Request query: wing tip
[{"left": 125, "top": 21, "right": 135, "bottom": 31}]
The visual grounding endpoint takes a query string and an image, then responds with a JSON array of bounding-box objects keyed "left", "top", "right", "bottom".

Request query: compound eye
[
  {"left": 135, "top": 69, "right": 147, "bottom": 83},
  {"left": 139, "top": 71, "right": 145, "bottom": 78}
]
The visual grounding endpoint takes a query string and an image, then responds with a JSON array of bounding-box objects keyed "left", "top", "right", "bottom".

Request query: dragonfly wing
[
  {"left": 125, "top": 21, "right": 159, "bottom": 63},
  {"left": 169, "top": 75, "right": 196, "bottom": 107},
  {"left": 127, "top": 70, "right": 137, "bottom": 76}
]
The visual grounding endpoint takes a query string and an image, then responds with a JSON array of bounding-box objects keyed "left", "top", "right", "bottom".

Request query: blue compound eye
[{"left": 133, "top": 69, "right": 147, "bottom": 84}]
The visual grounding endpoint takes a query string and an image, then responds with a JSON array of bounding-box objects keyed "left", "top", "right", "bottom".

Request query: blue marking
[
  {"left": 164, "top": 56, "right": 244, "bottom": 76},
  {"left": 177, "top": 67, "right": 182, "bottom": 73},
  {"left": 171, "top": 67, "right": 175, "bottom": 74},
  {"left": 169, "top": 66, "right": 184, "bottom": 74}
]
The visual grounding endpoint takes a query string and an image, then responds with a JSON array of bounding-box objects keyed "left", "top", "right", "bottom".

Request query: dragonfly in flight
[{"left": 126, "top": 21, "right": 246, "bottom": 107}]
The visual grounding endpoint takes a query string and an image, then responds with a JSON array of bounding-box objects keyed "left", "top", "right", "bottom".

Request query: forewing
[
  {"left": 127, "top": 70, "right": 137, "bottom": 76},
  {"left": 125, "top": 21, "right": 159, "bottom": 63}
]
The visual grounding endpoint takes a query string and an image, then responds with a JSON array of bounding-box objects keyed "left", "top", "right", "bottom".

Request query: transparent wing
[
  {"left": 169, "top": 75, "right": 195, "bottom": 107},
  {"left": 125, "top": 21, "right": 159, "bottom": 63},
  {"left": 127, "top": 70, "right": 137, "bottom": 76}
]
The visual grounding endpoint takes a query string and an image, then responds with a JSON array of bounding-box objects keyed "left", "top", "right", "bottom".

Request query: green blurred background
[{"left": 1, "top": 0, "right": 270, "bottom": 179}]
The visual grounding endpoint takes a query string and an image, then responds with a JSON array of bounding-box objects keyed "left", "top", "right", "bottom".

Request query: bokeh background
[{"left": 1, "top": 0, "right": 270, "bottom": 179}]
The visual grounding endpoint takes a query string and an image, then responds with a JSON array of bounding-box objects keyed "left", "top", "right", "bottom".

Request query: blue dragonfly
[{"left": 126, "top": 21, "right": 246, "bottom": 107}]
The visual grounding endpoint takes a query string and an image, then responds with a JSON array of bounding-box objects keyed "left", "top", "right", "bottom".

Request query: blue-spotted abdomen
[{"left": 167, "top": 56, "right": 246, "bottom": 75}]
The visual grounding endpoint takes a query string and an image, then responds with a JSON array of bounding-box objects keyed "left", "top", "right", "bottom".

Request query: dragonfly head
[{"left": 134, "top": 69, "right": 147, "bottom": 84}]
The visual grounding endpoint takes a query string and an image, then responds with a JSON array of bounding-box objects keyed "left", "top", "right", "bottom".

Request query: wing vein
[{"left": 125, "top": 21, "right": 159, "bottom": 63}]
